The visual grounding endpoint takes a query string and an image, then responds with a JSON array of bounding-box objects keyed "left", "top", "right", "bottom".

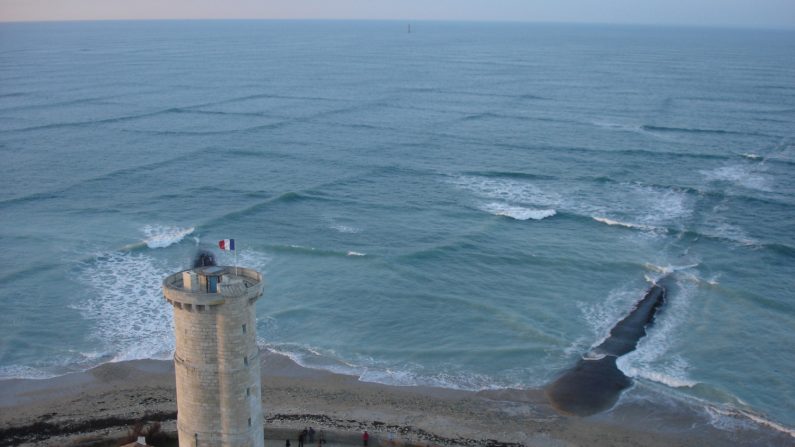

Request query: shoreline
[{"left": 0, "top": 351, "right": 791, "bottom": 446}]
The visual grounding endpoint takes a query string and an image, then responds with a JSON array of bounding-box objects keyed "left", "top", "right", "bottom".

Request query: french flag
[{"left": 218, "top": 239, "right": 235, "bottom": 251}]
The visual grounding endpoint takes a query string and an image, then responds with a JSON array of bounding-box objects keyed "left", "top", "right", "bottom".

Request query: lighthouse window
[
  {"left": 244, "top": 356, "right": 248, "bottom": 366},
  {"left": 242, "top": 324, "right": 247, "bottom": 334},
  {"left": 248, "top": 417, "right": 252, "bottom": 427},
  {"left": 246, "top": 387, "right": 250, "bottom": 397}
]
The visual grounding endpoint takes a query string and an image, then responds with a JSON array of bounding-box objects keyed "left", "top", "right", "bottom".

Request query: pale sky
[{"left": 1, "top": 0, "right": 794, "bottom": 28}]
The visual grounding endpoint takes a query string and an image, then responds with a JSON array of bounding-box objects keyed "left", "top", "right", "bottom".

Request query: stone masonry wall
[{"left": 165, "top": 269, "right": 264, "bottom": 447}]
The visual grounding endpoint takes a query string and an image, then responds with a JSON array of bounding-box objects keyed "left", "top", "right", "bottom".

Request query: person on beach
[
  {"left": 319, "top": 429, "right": 326, "bottom": 445},
  {"left": 298, "top": 430, "right": 305, "bottom": 447},
  {"left": 309, "top": 427, "right": 315, "bottom": 443},
  {"left": 362, "top": 430, "right": 369, "bottom": 447},
  {"left": 286, "top": 440, "right": 291, "bottom": 447}
]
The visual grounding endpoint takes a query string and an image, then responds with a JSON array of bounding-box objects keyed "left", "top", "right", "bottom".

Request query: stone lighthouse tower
[{"left": 163, "top": 264, "right": 264, "bottom": 447}]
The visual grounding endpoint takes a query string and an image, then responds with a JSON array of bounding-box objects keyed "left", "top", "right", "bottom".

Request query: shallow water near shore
[
  {"left": 0, "top": 20, "right": 794, "bottom": 437},
  {"left": 1, "top": 355, "right": 792, "bottom": 447}
]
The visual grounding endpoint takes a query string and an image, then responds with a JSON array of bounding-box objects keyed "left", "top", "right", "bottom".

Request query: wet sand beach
[{"left": 0, "top": 350, "right": 789, "bottom": 447}]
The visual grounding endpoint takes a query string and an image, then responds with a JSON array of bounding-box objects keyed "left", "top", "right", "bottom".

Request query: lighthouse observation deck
[{"left": 163, "top": 265, "right": 263, "bottom": 308}]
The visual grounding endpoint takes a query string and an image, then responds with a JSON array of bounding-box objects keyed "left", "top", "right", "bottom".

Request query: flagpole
[{"left": 219, "top": 239, "right": 239, "bottom": 275}]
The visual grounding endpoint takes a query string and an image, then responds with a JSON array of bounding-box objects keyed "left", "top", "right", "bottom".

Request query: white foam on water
[
  {"left": 331, "top": 224, "right": 361, "bottom": 234},
  {"left": 582, "top": 352, "right": 607, "bottom": 361},
  {"left": 481, "top": 202, "right": 556, "bottom": 220},
  {"left": 563, "top": 181, "right": 691, "bottom": 234},
  {"left": 0, "top": 364, "right": 60, "bottom": 380},
  {"left": 358, "top": 366, "right": 421, "bottom": 387},
  {"left": 266, "top": 343, "right": 363, "bottom": 378},
  {"left": 359, "top": 367, "right": 514, "bottom": 391},
  {"left": 643, "top": 264, "right": 701, "bottom": 288},
  {"left": 711, "top": 221, "right": 758, "bottom": 246},
  {"left": 701, "top": 165, "right": 773, "bottom": 192},
  {"left": 451, "top": 176, "right": 561, "bottom": 207},
  {"left": 75, "top": 252, "right": 176, "bottom": 362},
  {"left": 141, "top": 225, "right": 195, "bottom": 249},
  {"left": 563, "top": 336, "right": 590, "bottom": 358},
  {"left": 354, "top": 357, "right": 530, "bottom": 391},
  {"left": 0, "top": 350, "right": 114, "bottom": 380},
  {"left": 705, "top": 274, "right": 721, "bottom": 286},
  {"left": 322, "top": 215, "right": 362, "bottom": 234},
  {"left": 452, "top": 174, "right": 694, "bottom": 234},
  {"left": 577, "top": 284, "right": 639, "bottom": 349},
  {"left": 629, "top": 379, "right": 795, "bottom": 439},
  {"left": 698, "top": 200, "right": 759, "bottom": 246},
  {"left": 741, "top": 153, "right": 762, "bottom": 160},
  {"left": 642, "top": 263, "right": 699, "bottom": 276},
  {"left": 705, "top": 405, "right": 757, "bottom": 431},
  {"left": 673, "top": 270, "right": 725, "bottom": 289},
  {"left": 705, "top": 405, "right": 795, "bottom": 438},
  {"left": 629, "top": 184, "right": 692, "bottom": 228},
  {"left": 347, "top": 251, "right": 366, "bottom": 256},
  {"left": 737, "top": 411, "right": 795, "bottom": 439},
  {"left": 618, "top": 356, "right": 698, "bottom": 389}
]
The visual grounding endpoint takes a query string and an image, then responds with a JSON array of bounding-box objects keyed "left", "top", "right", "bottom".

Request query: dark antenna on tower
[{"left": 192, "top": 250, "right": 216, "bottom": 268}]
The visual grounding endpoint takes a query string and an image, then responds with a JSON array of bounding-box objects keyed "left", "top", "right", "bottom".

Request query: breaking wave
[
  {"left": 482, "top": 202, "right": 556, "bottom": 221},
  {"left": 592, "top": 216, "right": 662, "bottom": 232},
  {"left": 619, "top": 358, "right": 699, "bottom": 389},
  {"left": 141, "top": 225, "right": 195, "bottom": 249}
]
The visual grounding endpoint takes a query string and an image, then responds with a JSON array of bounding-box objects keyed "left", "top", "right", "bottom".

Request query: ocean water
[{"left": 1, "top": 20, "right": 794, "bottom": 435}]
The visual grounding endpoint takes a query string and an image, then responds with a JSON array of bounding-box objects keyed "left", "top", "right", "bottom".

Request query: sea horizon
[{"left": 2, "top": 18, "right": 795, "bottom": 33}]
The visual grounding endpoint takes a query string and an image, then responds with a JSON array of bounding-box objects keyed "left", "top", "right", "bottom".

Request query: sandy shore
[{"left": 0, "top": 350, "right": 790, "bottom": 447}]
